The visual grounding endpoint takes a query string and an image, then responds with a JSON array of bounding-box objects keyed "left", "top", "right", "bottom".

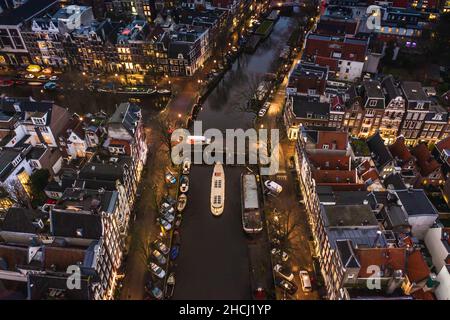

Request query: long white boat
[{"left": 210, "top": 162, "right": 225, "bottom": 216}]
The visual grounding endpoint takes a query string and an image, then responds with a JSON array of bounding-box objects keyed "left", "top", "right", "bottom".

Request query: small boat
[
  {"left": 166, "top": 273, "right": 175, "bottom": 299},
  {"left": 177, "top": 194, "right": 187, "bottom": 212},
  {"left": 210, "top": 162, "right": 225, "bottom": 216},
  {"left": 180, "top": 175, "right": 189, "bottom": 193}
]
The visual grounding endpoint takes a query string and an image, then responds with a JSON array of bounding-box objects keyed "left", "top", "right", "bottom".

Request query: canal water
[
  {"left": 173, "top": 16, "right": 296, "bottom": 300},
  {"left": 0, "top": 81, "right": 167, "bottom": 118}
]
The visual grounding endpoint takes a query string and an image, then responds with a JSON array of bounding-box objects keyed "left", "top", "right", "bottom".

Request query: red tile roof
[
  {"left": 356, "top": 247, "right": 407, "bottom": 278},
  {"left": 406, "top": 250, "right": 430, "bottom": 283},
  {"left": 316, "top": 131, "right": 348, "bottom": 150},
  {"left": 308, "top": 153, "right": 350, "bottom": 170},
  {"left": 389, "top": 136, "right": 413, "bottom": 162},
  {"left": 411, "top": 289, "right": 435, "bottom": 300},
  {"left": 361, "top": 168, "right": 380, "bottom": 182},
  {"left": 304, "top": 35, "right": 367, "bottom": 64},
  {"left": 312, "top": 169, "right": 357, "bottom": 184},
  {"left": 435, "top": 136, "right": 450, "bottom": 154},
  {"left": 411, "top": 143, "right": 441, "bottom": 176}
]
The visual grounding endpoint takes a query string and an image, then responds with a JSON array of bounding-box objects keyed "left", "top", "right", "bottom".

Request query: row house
[
  {"left": 0, "top": 0, "right": 59, "bottom": 66},
  {"left": 50, "top": 188, "right": 123, "bottom": 300},
  {"left": 58, "top": 114, "right": 103, "bottom": 160},
  {"left": 0, "top": 191, "right": 123, "bottom": 300},
  {"left": 357, "top": 80, "right": 386, "bottom": 139},
  {"left": 302, "top": 33, "right": 369, "bottom": 81},
  {"left": 116, "top": 19, "right": 152, "bottom": 73},
  {"left": 399, "top": 81, "right": 432, "bottom": 146},
  {"left": 0, "top": 98, "right": 71, "bottom": 147},
  {"left": 286, "top": 62, "right": 329, "bottom": 98},
  {"left": 79, "top": 157, "right": 134, "bottom": 235},
  {"left": 20, "top": 5, "right": 95, "bottom": 67},
  {"left": 167, "top": 25, "right": 210, "bottom": 76},
  {"left": 105, "top": 0, "right": 154, "bottom": 21},
  {"left": 379, "top": 75, "right": 406, "bottom": 144},
  {"left": 284, "top": 95, "right": 330, "bottom": 140},
  {"left": 65, "top": 19, "right": 120, "bottom": 72}
]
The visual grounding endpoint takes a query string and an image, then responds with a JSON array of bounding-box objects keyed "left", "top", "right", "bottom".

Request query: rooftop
[
  {"left": 322, "top": 204, "right": 378, "bottom": 227},
  {"left": 396, "top": 189, "right": 438, "bottom": 217},
  {"left": 0, "top": 0, "right": 58, "bottom": 26}
]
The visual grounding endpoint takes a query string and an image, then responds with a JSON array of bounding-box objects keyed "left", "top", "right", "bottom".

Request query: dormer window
[
  {"left": 369, "top": 100, "right": 377, "bottom": 107},
  {"left": 32, "top": 117, "right": 45, "bottom": 125}
]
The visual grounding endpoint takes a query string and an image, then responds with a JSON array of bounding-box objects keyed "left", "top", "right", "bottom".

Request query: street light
[{"left": 178, "top": 113, "right": 181, "bottom": 118}]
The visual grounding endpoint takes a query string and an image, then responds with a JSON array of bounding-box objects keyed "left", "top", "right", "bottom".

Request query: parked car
[
  {"left": 164, "top": 195, "right": 177, "bottom": 206},
  {"left": 172, "top": 230, "right": 181, "bottom": 245},
  {"left": 264, "top": 180, "right": 283, "bottom": 194},
  {"left": 157, "top": 217, "right": 172, "bottom": 231},
  {"left": 170, "top": 245, "right": 180, "bottom": 260},
  {"left": 145, "top": 281, "right": 163, "bottom": 300},
  {"left": 299, "top": 270, "right": 312, "bottom": 292},
  {"left": 258, "top": 108, "right": 267, "bottom": 117},
  {"left": 152, "top": 249, "right": 167, "bottom": 265},
  {"left": 153, "top": 239, "right": 169, "bottom": 255},
  {"left": 274, "top": 264, "right": 294, "bottom": 282},
  {"left": 49, "top": 75, "right": 58, "bottom": 81},
  {"left": 182, "top": 158, "right": 191, "bottom": 175},
  {"left": 24, "top": 73, "right": 35, "bottom": 79},
  {"left": 165, "top": 172, "right": 177, "bottom": 185},
  {"left": 160, "top": 202, "right": 175, "bottom": 215},
  {"left": 149, "top": 262, "right": 166, "bottom": 279},
  {"left": 263, "top": 102, "right": 271, "bottom": 110},
  {"left": 179, "top": 175, "right": 189, "bottom": 193},
  {"left": 161, "top": 210, "right": 175, "bottom": 223},
  {"left": 44, "top": 81, "right": 57, "bottom": 90},
  {"left": 271, "top": 248, "right": 289, "bottom": 262},
  {"left": 37, "top": 75, "right": 47, "bottom": 80},
  {"left": 276, "top": 278, "right": 298, "bottom": 295}
]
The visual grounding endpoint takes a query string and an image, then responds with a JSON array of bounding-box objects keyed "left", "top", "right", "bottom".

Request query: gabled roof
[
  {"left": 396, "top": 189, "right": 438, "bottom": 217},
  {"left": 108, "top": 103, "right": 140, "bottom": 137},
  {"left": 1, "top": 207, "right": 47, "bottom": 234},
  {"left": 356, "top": 247, "right": 407, "bottom": 278},
  {"left": 50, "top": 211, "right": 103, "bottom": 240},
  {"left": 435, "top": 136, "right": 450, "bottom": 154},
  {"left": 411, "top": 143, "right": 440, "bottom": 176},
  {"left": 28, "top": 273, "right": 91, "bottom": 300},
  {"left": 383, "top": 173, "right": 407, "bottom": 190},
  {"left": 336, "top": 239, "right": 361, "bottom": 268},
  {"left": 389, "top": 136, "right": 413, "bottom": 162},
  {"left": 367, "top": 132, "right": 393, "bottom": 170}
]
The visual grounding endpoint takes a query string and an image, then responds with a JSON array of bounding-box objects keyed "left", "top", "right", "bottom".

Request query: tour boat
[{"left": 210, "top": 162, "right": 225, "bottom": 216}]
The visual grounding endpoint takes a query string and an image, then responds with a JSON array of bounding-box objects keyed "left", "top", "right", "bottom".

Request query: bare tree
[
  {"left": 152, "top": 115, "right": 174, "bottom": 156},
  {"left": 9, "top": 181, "right": 32, "bottom": 209},
  {"left": 268, "top": 208, "right": 302, "bottom": 258}
]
